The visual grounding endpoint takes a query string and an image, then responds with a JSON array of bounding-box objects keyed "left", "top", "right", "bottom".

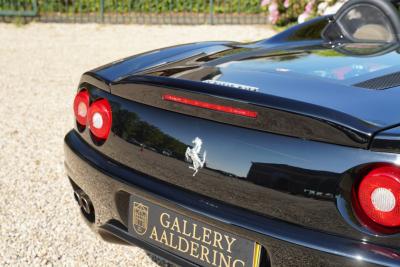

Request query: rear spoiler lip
[
  {"left": 370, "top": 124, "right": 400, "bottom": 153},
  {"left": 80, "top": 72, "right": 111, "bottom": 93},
  {"left": 104, "top": 75, "right": 380, "bottom": 148}
]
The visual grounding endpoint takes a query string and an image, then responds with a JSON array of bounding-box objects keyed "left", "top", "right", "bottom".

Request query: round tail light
[
  {"left": 73, "top": 89, "right": 90, "bottom": 127},
  {"left": 356, "top": 165, "right": 400, "bottom": 229},
  {"left": 88, "top": 98, "right": 112, "bottom": 140}
]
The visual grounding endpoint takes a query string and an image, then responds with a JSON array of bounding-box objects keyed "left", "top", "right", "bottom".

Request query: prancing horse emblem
[{"left": 185, "top": 137, "right": 207, "bottom": 176}]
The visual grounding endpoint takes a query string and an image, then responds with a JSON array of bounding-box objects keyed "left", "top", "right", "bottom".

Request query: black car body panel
[
  {"left": 65, "top": 130, "right": 400, "bottom": 266},
  {"left": 66, "top": 4, "right": 400, "bottom": 266},
  {"left": 70, "top": 85, "right": 400, "bottom": 248}
]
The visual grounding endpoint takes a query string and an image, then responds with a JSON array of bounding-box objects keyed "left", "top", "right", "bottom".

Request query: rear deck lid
[
  {"left": 136, "top": 42, "right": 400, "bottom": 131},
  {"left": 87, "top": 41, "right": 400, "bottom": 148}
]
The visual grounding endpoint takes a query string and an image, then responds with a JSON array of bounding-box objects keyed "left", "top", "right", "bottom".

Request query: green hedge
[
  {"left": 1, "top": 0, "right": 266, "bottom": 14},
  {"left": 1, "top": 0, "right": 343, "bottom": 26}
]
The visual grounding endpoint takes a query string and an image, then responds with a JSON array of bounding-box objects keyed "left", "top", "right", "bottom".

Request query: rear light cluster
[
  {"left": 73, "top": 90, "right": 90, "bottom": 126},
  {"left": 353, "top": 165, "right": 400, "bottom": 233},
  {"left": 73, "top": 89, "right": 112, "bottom": 142}
]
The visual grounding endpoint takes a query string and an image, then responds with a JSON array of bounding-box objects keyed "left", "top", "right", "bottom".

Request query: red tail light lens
[
  {"left": 73, "top": 89, "right": 90, "bottom": 127},
  {"left": 162, "top": 94, "right": 258, "bottom": 118},
  {"left": 356, "top": 165, "right": 400, "bottom": 228},
  {"left": 88, "top": 99, "right": 112, "bottom": 140}
]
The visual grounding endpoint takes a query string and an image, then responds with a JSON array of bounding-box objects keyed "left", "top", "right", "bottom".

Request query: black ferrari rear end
[{"left": 64, "top": 1, "right": 400, "bottom": 266}]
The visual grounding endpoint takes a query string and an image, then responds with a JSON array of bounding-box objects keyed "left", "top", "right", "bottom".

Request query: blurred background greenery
[{"left": 0, "top": 0, "right": 345, "bottom": 26}]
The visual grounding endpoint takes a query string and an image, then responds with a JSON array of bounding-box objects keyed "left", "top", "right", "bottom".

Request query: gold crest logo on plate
[{"left": 132, "top": 202, "right": 149, "bottom": 235}]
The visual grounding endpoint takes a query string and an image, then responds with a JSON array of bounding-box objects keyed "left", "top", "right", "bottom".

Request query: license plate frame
[{"left": 128, "top": 194, "right": 261, "bottom": 267}]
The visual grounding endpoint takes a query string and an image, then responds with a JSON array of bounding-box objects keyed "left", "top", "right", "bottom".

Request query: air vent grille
[{"left": 354, "top": 72, "right": 400, "bottom": 90}]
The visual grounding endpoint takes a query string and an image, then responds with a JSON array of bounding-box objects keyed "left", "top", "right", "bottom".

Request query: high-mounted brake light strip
[{"left": 162, "top": 94, "right": 258, "bottom": 118}]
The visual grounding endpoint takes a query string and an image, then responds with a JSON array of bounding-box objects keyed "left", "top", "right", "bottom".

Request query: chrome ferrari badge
[{"left": 185, "top": 137, "right": 207, "bottom": 176}]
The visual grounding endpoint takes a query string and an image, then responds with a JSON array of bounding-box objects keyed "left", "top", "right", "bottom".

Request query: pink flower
[
  {"left": 268, "top": 2, "right": 280, "bottom": 24},
  {"left": 268, "top": 1, "right": 278, "bottom": 12},
  {"left": 269, "top": 11, "right": 280, "bottom": 24},
  {"left": 264, "top": 0, "right": 280, "bottom": 24},
  {"left": 299, "top": 0, "right": 315, "bottom": 23},
  {"left": 298, "top": 12, "right": 310, "bottom": 23},
  {"left": 284, "top": 0, "right": 290, "bottom": 8},
  {"left": 305, "top": 0, "right": 315, "bottom": 13},
  {"left": 260, "top": 0, "right": 271, "bottom": 7}
]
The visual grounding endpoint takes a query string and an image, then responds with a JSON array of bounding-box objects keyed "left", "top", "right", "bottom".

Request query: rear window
[{"left": 218, "top": 47, "right": 399, "bottom": 81}]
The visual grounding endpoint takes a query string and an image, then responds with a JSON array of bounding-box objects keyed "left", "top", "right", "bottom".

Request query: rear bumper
[{"left": 64, "top": 130, "right": 399, "bottom": 267}]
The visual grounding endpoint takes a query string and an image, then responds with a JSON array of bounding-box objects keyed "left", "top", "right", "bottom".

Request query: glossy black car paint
[
  {"left": 65, "top": 130, "right": 400, "bottom": 266},
  {"left": 65, "top": 14, "right": 400, "bottom": 267}
]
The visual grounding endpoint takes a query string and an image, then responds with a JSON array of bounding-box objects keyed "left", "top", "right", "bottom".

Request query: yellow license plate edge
[{"left": 253, "top": 243, "right": 262, "bottom": 267}]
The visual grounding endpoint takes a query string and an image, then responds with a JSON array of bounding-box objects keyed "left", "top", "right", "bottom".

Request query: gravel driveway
[{"left": 0, "top": 23, "right": 274, "bottom": 266}]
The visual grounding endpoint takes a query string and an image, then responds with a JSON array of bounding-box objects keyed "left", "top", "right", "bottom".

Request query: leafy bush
[
  {"left": 2, "top": 0, "right": 347, "bottom": 26},
  {"left": 34, "top": 0, "right": 265, "bottom": 13}
]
